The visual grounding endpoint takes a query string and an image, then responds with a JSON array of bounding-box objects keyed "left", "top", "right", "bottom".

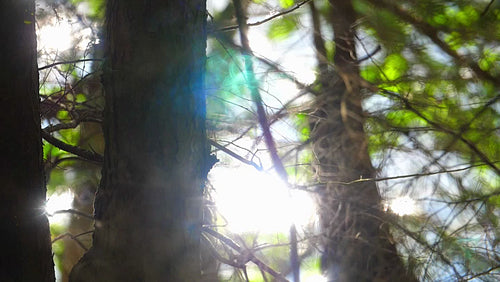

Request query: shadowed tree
[
  {"left": 309, "top": 1, "right": 418, "bottom": 280},
  {"left": 0, "top": 0, "right": 55, "bottom": 281},
  {"left": 69, "top": 0, "right": 211, "bottom": 280}
]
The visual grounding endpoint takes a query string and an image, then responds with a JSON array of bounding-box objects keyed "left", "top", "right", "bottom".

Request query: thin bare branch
[
  {"left": 463, "top": 264, "right": 500, "bottom": 281},
  {"left": 218, "top": 0, "right": 312, "bottom": 32},
  {"left": 50, "top": 209, "right": 94, "bottom": 220},
  {"left": 42, "top": 130, "right": 103, "bottom": 163},
  {"left": 38, "top": 58, "right": 103, "bottom": 71},
  {"left": 326, "top": 162, "right": 499, "bottom": 185},
  {"left": 51, "top": 230, "right": 94, "bottom": 251},
  {"left": 480, "top": 0, "right": 496, "bottom": 16},
  {"left": 382, "top": 90, "right": 500, "bottom": 175},
  {"left": 208, "top": 139, "right": 263, "bottom": 170},
  {"left": 202, "top": 227, "right": 289, "bottom": 282}
]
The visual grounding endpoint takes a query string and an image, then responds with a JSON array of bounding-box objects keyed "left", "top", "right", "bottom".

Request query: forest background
[{"left": 2, "top": 0, "right": 499, "bottom": 281}]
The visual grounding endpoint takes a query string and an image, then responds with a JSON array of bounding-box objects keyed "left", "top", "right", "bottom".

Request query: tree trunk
[
  {"left": 0, "top": 0, "right": 55, "bottom": 281},
  {"left": 310, "top": 1, "right": 417, "bottom": 281},
  {"left": 69, "top": 0, "right": 209, "bottom": 281}
]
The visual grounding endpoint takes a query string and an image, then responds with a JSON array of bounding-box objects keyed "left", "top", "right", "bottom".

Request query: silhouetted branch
[
  {"left": 326, "top": 162, "right": 499, "bottom": 185},
  {"left": 42, "top": 130, "right": 103, "bottom": 163},
  {"left": 50, "top": 209, "right": 94, "bottom": 220},
  {"left": 480, "top": 0, "right": 496, "bottom": 16},
  {"left": 43, "top": 117, "right": 101, "bottom": 133},
  {"left": 202, "top": 227, "right": 289, "bottom": 282},
  {"left": 382, "top": 90, "right": 500, "bottom": 175},
  {"left": 208, "top": 139, "right": 262, "bottom": 170},
  {"left": 218, "top": 0, "right": 312, "bottom": 32},
  {"left": 51, "top": 230, "right": 94, "bottom": 251},
  {"left": 38, "top": 58, "right": 103, "bottom": 71},
  {"left": 463, "top": 264, "right": 500, "bottom": 281}
]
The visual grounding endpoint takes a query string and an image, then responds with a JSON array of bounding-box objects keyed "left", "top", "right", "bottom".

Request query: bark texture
[
  {"left": 0, "top": 0, "right": 55, "bottom": 281},
  {"left": 70, "top": 0, "right": 209, "bottom": 281},
  {"left": 310, "top": 1, "right": 418, "bottom": 281}
]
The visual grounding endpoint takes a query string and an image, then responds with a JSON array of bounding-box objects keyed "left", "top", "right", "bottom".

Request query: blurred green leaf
[
  {"left": 267, "top": 16, "right": 297, "bottom": 41},
  {"left": 382, "top": 54, "right": 408, "bottom": 81},
  {"left": 279, "top": 0, "right": 294, "bottom": 9}
]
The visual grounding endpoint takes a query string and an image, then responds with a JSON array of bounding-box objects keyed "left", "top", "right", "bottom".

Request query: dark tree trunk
[
  {"left": 70, "top": 0, "right": 209, "bottom": 281},
  {"left": 310, "top": 1, "right": 418, "bottom": 281},
  {"left": 0, "top": 0, "right": 55, "bottom": 281}
]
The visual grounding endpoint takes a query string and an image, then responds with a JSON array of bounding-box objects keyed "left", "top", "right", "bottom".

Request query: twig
[
  {"left": 42, "top": 130, "right": 103, "bottom": 163},
  {"left": 50, "top": 209, "right": 94, "bottom": 220},
  {"left": 356, "top": 45, "right": 381, "bottom": 63},
  {"left": 43, "top": 117, "right": 101, "bottom": 133},
  {"left": 38, "top": 58, "right": 103, "bottom": 71},
  {"left": 51, "top": 230, "right": 94, "bottom": 251},
  {"left": 218, "top": 0, "right": 312, "bottom": 32},
  {"left": 463, "top": 264, "right": 500, "bottom": 281},
  {"left": 480, "top": 0, "right": 496, "bottom": 16},
  {"left": 202, "top": 227, "right": 289, "bottom": 281},
  {"left": 326, "top": 162, "right": 498, "bottom": 185},
  {"left": 382, "top": 90, "right": 500, "bottom": 175},
  {"left": 208, "top": 139, "right": 263, "bottom": 170}
]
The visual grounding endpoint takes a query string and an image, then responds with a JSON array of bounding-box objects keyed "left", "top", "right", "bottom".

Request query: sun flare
[
  {"left": 37, "top": 20, "right": 73, "bottom": 51},
  {"left": 211, "top": 166, "right": 316, "bottom": 234},
  {"left": 386, "top": 196, "right": 418, "bottom": 216},
  {"left": 45, "top": 191, "right": 74, "bottom": 225}
]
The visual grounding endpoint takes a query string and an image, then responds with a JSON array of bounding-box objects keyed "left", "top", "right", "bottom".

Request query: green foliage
[
  {"left": 353, "top": 1, "right": 500, "bottom": 279},
  {"left": 279, "top": 0, "right": 295, "bottom": 9},
  {"left": 295, "top": 113, "right": 310, "bottom": 142},
  {"left": 70, "top": 0, "right": 105, "bottom": 19},
  {"left": 267, "top": 15, "right": 298, "bottom": 41},
  {"left": 381, "top": 54, "right": 408, "bottom": 81}
]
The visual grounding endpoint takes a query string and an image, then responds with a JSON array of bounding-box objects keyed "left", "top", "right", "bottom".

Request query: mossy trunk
[{"left": 70, "top": 0, "right": 209, "bottom": 281}]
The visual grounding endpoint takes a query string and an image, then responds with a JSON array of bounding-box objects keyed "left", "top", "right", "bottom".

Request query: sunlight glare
[
  {"left": 212, "top": 166, "right": 316, "bottom": 233},
  {"left": 46, "top": 190, "right": 74, "bottom": 224},
  {"left": 38, "top": 21, "right": 73, "bottom": 51},
  {"left": 386, "top": 196, "right": 417, "bottom": 216}
]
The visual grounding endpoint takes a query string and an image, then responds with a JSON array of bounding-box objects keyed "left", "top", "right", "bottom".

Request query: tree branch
[
  {"left": 382, "top": 90, "right": 500, "bottom": 175},
  {"left": 38, "top": 58, "right": 103, "bottom": 71},
  {"left": 217, "top": 0, "right": 312, "bottom": 32},
  {"left": 368, "top": 0, "right": 500, "bottom": 87},
  {"left": 51, "top": 230, "right": 94, "bottom": 251},
  {"left": 202, "top": 227, "right": 289, "bottom": 282},
  {"left": 50, "top": 209, "right": 94, "bottom": 220},
  {"left": 41, "top": 130, "right": 103, "bottom": 163},
  {"left": 325, "top": 162, "right": 499, "bottom": 185},
  {"left": 208, "top": 139, "right": 263, "bottom": 170}
]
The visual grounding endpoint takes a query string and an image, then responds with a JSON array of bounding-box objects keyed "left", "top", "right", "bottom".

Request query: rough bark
[
  {"left": 69, "top": 0, "right": 209, "bottom": 281},
  {"left": 0, "top": 0, "right": 55, "bottom": 281},
  {"left": 310, "top": 1, "right": 418, "bottom": 281}
]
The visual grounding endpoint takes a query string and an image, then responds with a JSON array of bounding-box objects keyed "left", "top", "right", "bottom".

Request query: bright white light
[
  {"left": 38, "top": 21, "right": 73, "bottom": 51},
  {"left": 46, "top": 190, "right": 74, "bottom": 224},
  {"left": 37, "top": 17, "right": 92, "bottom": 53},
  {"left": 386, "top": 196, "right": 417, "bottom": 216},
  {"left": 212, "top": 166, "right": 316, "bottom": 233}
]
